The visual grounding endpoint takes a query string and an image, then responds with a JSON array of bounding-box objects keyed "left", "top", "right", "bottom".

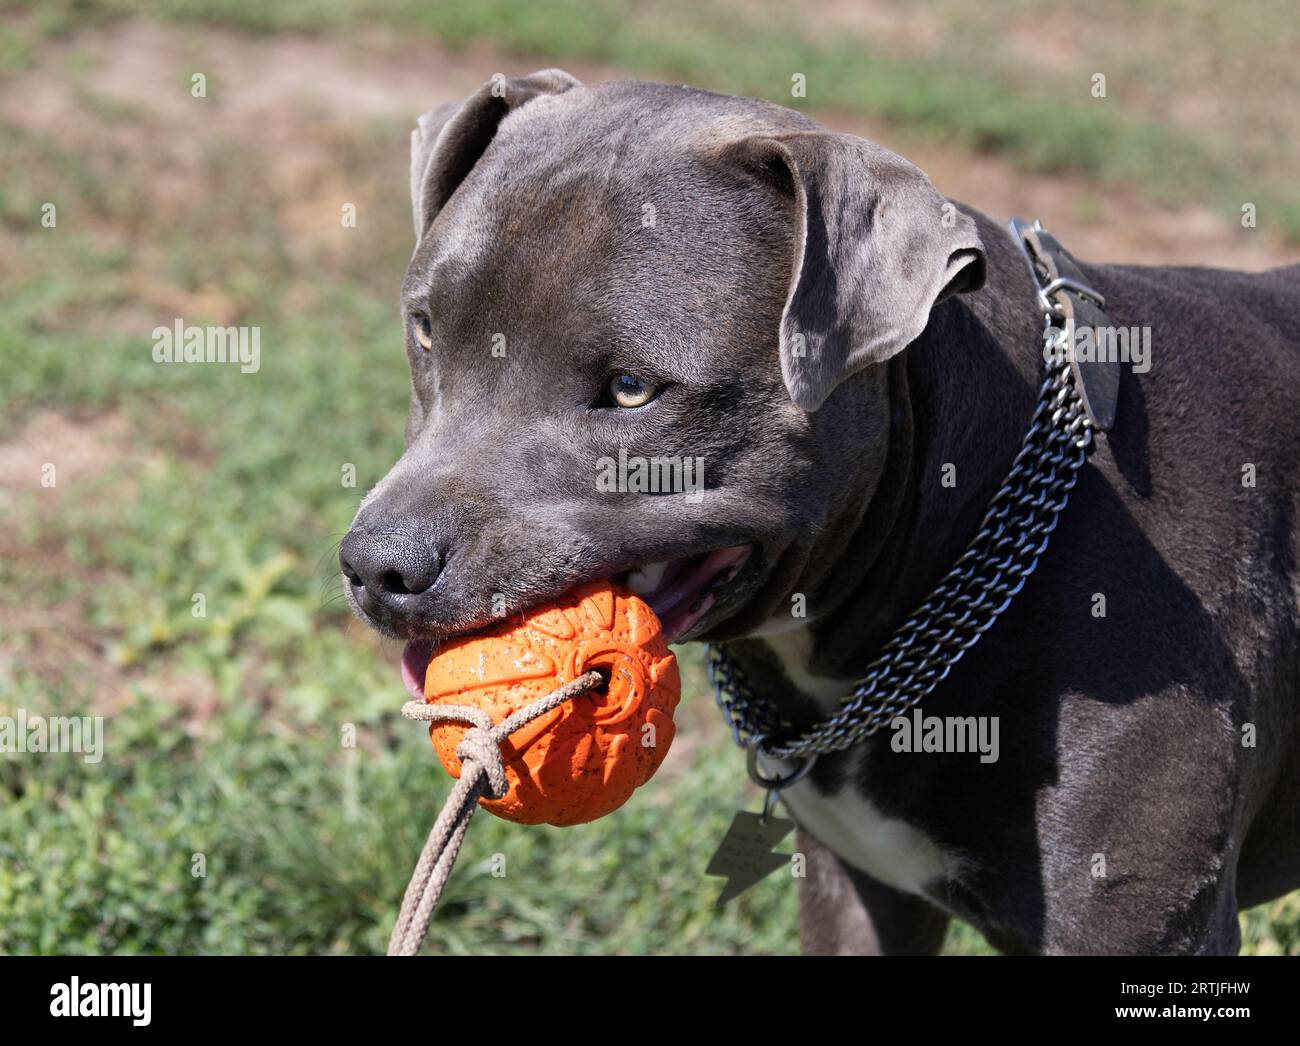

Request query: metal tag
[{"left": 706, "top": 810, "right": 795, "bottom": 907}]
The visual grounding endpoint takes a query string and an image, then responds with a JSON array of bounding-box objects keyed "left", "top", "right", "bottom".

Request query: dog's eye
[
  {"left": 411, "top": 314, "right": 433, "bottom": 351},
  {"left": 607, "top": 373, "right": 658, "bottom": 408}
]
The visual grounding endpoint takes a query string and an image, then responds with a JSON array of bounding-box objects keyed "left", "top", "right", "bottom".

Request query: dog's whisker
[{"left": 314, "top": 534, "right": 348, "bottom": 576}]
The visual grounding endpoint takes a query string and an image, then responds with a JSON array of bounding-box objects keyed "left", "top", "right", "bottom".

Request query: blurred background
[{"left": 2, "top": 0, "right": 1298, "bottom": 954}]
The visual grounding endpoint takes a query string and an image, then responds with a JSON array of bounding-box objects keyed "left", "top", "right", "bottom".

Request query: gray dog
[{"left": 341, "top": 70, "right": 1300, "bottom": 955}]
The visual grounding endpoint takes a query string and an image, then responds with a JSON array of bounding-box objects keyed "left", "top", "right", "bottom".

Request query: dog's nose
[{"left": 339, "top": 527, "right": 442, "bottom": 629}]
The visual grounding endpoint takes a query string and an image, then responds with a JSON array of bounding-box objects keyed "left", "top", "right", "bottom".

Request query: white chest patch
[{"left": 759, "top": 627, "right": 953, "bottom": 897}]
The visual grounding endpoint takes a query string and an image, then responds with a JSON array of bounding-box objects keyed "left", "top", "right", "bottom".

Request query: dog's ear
[
  {"left": 728, "top": 132, "right": 985, "bottom": 411},
  {"left": 409, "top": 68, "right": 582, "bottom": 242}
]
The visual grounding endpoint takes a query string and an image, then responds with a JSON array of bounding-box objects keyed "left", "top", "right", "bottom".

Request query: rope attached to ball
[{"left": 387, "top": 670, "right": 606, "bottom": 956}]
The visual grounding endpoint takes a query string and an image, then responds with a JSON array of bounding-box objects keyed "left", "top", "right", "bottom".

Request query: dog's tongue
[
  {"left": 401, "top": 640, "right": 434, "bottom": 702},
  {"left": 650, "top": 545, "right": 751, "bottom": 642}
]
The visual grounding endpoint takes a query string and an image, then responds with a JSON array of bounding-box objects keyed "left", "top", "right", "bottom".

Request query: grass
[
  {"left": 0, "top": 669, "right": 805, "bottom": 955},
  {"left": 5, "top": 0, "right": 1299, "bottom": 240},
  {"left": 0, "top": 1, "right": 1296, "bottom": 955}
]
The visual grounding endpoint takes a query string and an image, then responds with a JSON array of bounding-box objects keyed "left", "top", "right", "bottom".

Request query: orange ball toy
[{"left": 422, "top": 580, "right": 681, "bottom": 827}]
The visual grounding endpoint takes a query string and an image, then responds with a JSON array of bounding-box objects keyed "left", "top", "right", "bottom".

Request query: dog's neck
[{"left": 751, "top": 217, "right": 1047, "bottom": 715}]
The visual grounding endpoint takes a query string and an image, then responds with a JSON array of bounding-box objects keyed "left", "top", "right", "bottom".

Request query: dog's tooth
[{"left": 625, "top": 560, "right": 669, "bottom": 596}]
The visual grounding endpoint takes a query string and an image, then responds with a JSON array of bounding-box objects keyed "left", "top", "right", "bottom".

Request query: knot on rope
[
  {"left": 455, "top": 725, "right": 509, "bottom": 799},
  {"left": 388, "top": 669, "right": 605, "bottom": 956}
]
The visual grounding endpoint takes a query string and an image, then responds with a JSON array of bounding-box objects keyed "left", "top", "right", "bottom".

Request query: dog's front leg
[{"left": 796, "top": 829, "right": 949, "bottom": 954}]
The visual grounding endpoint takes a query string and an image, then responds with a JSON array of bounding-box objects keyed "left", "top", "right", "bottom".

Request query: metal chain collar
[{"left": 708, "top": 226, "right": 1101, "bottom": 765}]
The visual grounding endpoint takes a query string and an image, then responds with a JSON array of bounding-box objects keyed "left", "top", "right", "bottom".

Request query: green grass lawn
[
  {"left": 1, "top": 1, "right": 1297, "bottom": 955},
  {"left": 8, "top": 0, "right": 1300, "bottom": 241}
]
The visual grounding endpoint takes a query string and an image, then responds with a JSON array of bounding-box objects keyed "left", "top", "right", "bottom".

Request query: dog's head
[{"left": 340, "top": 71, "right": 984, "bottom": 690}]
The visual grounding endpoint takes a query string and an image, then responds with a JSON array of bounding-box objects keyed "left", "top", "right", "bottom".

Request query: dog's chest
[{"left": 759, "top": 627, "right": 953, "bottom": 897}]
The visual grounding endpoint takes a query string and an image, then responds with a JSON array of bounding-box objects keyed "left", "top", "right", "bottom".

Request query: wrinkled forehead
[{"left": 402, "top": 131, "right": 792, "bottom": 368}]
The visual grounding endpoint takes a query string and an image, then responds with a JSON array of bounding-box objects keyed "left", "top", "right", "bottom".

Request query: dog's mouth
[
  {"left": 613, "top": 544, "right": 753, "bottom": 641},
  {"left": 399, "top": 544, "right": 753, "bottom": 702}
]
